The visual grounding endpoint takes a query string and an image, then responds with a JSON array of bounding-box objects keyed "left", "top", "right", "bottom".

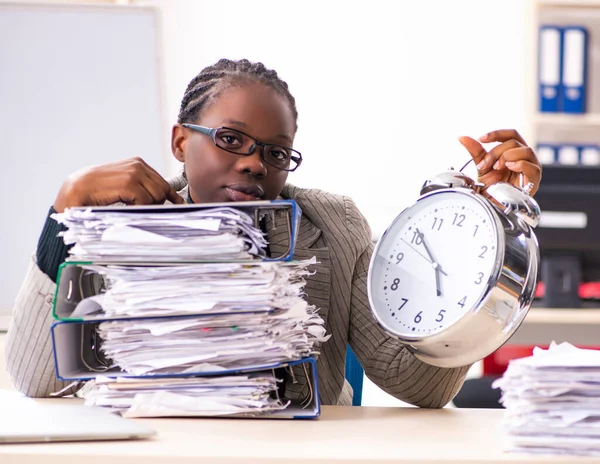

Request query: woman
[{"left": 5, "top": 58, "right": 542, "bottom": 407}]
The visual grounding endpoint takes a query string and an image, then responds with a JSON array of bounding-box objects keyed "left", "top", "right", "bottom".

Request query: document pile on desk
[
  {"left": 50, "top": 202, "right": 324, "bottom": 418},
  {"left": 493, "top": 342, "right": 600, "bottom": 457}
]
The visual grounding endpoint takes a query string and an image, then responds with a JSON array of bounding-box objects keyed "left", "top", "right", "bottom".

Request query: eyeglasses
[{"left": 182, "top": 124, "right": 302, "bottom": 172}]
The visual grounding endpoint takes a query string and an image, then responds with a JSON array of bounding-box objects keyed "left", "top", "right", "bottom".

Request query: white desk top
[{"left": 1, "top": 400, "right": 598, "bottom": 464}]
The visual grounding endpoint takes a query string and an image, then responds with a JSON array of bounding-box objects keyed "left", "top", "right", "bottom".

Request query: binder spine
[
  {"left": 538, "top": 25, "right": 563, "bottom": 113},
  {"left": 562, "top": 26, "right": 588, "bottom": 114},
  {"left": 536, "top": 143, "right": 558, "bottom": 165},
  {"left": 557, "top": 144, "right": 580, "bottom": 165}
]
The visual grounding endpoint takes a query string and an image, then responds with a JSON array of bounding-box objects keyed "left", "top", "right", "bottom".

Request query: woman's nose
[{"left": 235, "top": 148, "right": 267, "bottom": 178}]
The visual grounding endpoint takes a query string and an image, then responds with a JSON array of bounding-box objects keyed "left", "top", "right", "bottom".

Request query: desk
[
  {"left": 508, "top": 308, "right": 600, "bottom": 346},
  {"left": 1, "top": 403, "right": 598, "bottom": 464}
]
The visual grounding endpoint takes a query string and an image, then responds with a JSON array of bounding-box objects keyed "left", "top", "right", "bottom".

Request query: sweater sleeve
[
  {"left": 4, "top": 207, "right": 82, "bottom": 397},
  {"left": 36, "top": 206, "right": 71, "bottom": 282}
]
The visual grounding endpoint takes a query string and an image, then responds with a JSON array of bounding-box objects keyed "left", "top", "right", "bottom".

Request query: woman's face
[{"left": 172, "top": 82, "right": 296, "bottom": 203}]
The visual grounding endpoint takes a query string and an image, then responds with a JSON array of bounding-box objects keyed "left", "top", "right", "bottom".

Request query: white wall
[{"left": 139, "top": 0, "right": 530, "bottom": 239}]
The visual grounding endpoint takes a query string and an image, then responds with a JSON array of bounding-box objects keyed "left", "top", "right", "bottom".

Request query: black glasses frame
[{"left": 182, "top": 123, "right": 302, "bottom": 172}]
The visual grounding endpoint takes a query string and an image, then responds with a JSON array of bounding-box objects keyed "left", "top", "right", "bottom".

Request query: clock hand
[
  {"left": 414, "top": 228, "right": 448, "bottom": 278},
  {"left": 400, "top": 237, "right": 449, "bottom": 277},
  {"left": 434, "top": 264, "right": 442, "bottom": 297},
  {"left": 415, "top": 228, "right": 436, "bottom": 263},
  {"left": 415, "top": 229, "right": 444, "bottom": 297}
]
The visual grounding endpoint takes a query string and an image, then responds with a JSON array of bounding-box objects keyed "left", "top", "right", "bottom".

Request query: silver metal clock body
[{"left": 367, "top": 185, "right": 540, "bottom": 368}]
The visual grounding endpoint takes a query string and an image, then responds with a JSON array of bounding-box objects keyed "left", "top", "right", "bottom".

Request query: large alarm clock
[{"left": 367, "top": 168, "right": 541, "bottom": 368}]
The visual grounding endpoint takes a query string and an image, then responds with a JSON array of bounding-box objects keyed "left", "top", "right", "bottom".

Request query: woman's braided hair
[{"left": 177, "top": 58, "right": 298, "bottom": 132}]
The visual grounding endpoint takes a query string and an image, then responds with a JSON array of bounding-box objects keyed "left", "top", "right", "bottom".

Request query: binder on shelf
[
  {"left": 562, "top": 26, "right": 588, "bottom": 114},
  {"left": 538, "top": 25, "right": 563, "bottom": 113},
  {"left": 580, "top": 145, "right": 600, "bottom": 166},
  {"left": 557, "top": 144, "right": 580, "bottom": 165},
  {"left": 536, "top": 143, "right": 558, "bottom": 165},
  {"left": 536, "top": 143, "right": 600, "bottom": 166}
]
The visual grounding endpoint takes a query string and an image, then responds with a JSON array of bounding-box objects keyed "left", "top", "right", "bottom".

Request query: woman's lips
[{"left": 224, "top": 184, "right": 265, "bottom": 201}]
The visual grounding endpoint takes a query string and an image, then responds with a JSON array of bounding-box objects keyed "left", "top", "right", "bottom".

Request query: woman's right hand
[{"left": 53, "top": 157, "right": 184, "bottom": 212}]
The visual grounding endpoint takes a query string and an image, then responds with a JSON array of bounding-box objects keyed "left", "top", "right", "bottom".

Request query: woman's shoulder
[
  {"left": 281, "top": 183, "right": 346, "bottom": 207},
  {"left": 281, "top": 184, "right": 372, "bottom": 248}
]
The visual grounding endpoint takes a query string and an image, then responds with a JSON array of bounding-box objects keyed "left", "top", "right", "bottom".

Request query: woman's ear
[{"left": 171, "top": 124, "right": 187, "bottom": 162}]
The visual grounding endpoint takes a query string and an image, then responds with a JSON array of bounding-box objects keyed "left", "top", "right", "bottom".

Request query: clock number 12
[{"left": 453, "top": 213, "right": 466, "bottom": 227}]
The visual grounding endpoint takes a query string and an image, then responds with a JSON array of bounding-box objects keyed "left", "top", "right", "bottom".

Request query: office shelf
[{"left": 535, "top": 112, "right": 600, "bottom": 126}]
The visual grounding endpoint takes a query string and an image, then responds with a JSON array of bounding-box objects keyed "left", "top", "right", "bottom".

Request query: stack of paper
[
  {"left": 52, "top": 207, "right": 267, "bottom": 261},
  {"left": 51, "top": 203, "right": 324, "bottom": 417},
  {"left": 87, "top": 374, "right": 289, "bottom": 418},
  {"left": 492, "top": 342, "right": 600, "bottom": 457},
  {"left": 74, "top": 261, "right": 314, "bottom": 318},
  {"left": 95, "top": 300, "right": 326, "bottom": 375}
]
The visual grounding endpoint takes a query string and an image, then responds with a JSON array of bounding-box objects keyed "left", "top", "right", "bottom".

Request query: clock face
[{"left": 368, "top": 190, "right": 500, "bottom": 338}]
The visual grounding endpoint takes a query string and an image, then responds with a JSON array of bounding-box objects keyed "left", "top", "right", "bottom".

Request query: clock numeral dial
[
  {"left": 474, "top": 272, "right": 484, "bottom": 285},
  {"left": 411, "top": 231, "right": 423, "bottom": 245},
  {"left": 452, "top": 213, "right": 466, "bottom": 227},
  {"left": 376, "top": 191, "right": 497, "bottom": 336},
  {"left": 479, "top": 246, "right": 488, "bottom": 258}
]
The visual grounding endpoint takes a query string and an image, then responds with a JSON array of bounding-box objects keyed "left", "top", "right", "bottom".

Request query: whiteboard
[{"left": 0, "top": 3, "right": 167, "bottom": 318}]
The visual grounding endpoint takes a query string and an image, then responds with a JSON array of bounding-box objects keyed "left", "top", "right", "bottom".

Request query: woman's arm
[
  {"left": 5, "top": 160, "right": 184, "bottom": 397},
  {"left": 5, "top": 254, "right": 82, "bottom": 397}
]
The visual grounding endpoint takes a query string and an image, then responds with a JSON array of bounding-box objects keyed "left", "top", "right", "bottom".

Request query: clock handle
[
  {"left": 519, "top": 172, "right": 535, "bottom": 195},
  {"left": 458, "top": 157, "right": 475, "bottom": 173}
]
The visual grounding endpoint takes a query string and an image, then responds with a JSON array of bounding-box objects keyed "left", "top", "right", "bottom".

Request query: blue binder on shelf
[
  {"left": 556, "top": 144, "right": 580, "bottom": 165},
  {"left": 580, "top": 144, "right": 600, "bottom": 166},
  {"left": 536, "top": 143, "right": 559, "bottom": 165},
  {"left": 538, "top": 25, "right": 563, "bottom": 112},
  {"left": 562, "top": 26, "right": 588, "bottom": 114},
  {"left": 536, "top": 143, "right": 600, "bottom": 166}
]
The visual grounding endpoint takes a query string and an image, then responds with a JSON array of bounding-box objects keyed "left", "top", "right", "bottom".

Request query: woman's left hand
[{"left": 459, "top": 129, "right": 542, "bottom": 196}]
